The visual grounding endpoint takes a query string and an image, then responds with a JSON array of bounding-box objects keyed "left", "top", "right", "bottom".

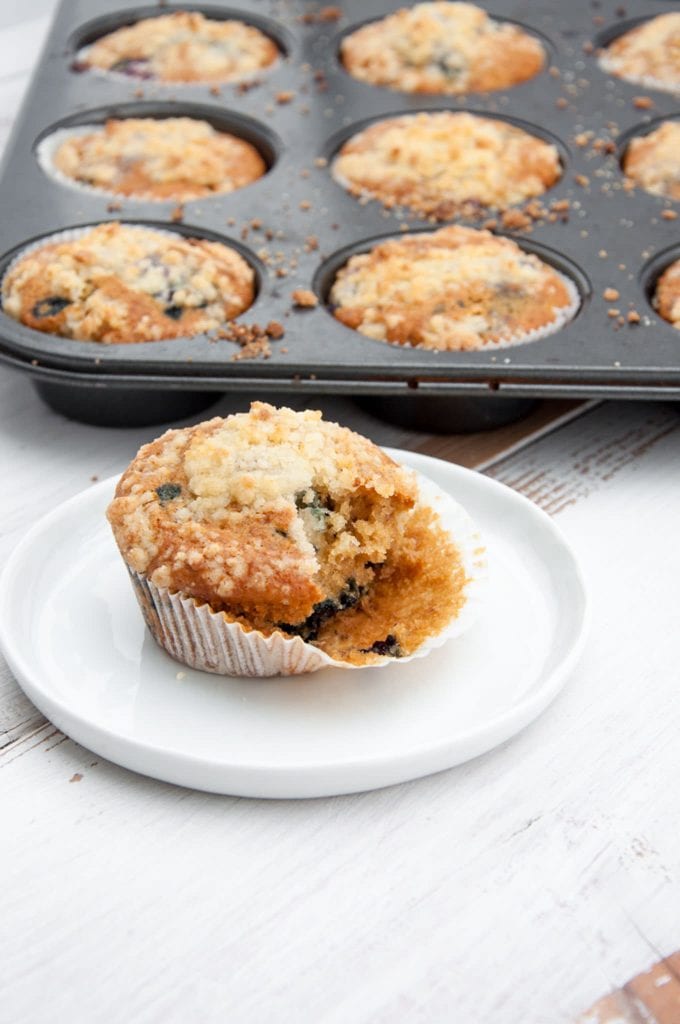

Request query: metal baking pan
[{"left": 0, "top": 0, "right": 678, "bottom": 426}]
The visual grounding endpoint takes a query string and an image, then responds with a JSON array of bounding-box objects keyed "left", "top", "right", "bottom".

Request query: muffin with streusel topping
[
  {"left": 622, "top": 121, "right": 680, "bottom": 201},
  {"left": 80, "top": 11, "right": 279, "bottom": 84},
  {"left": 332, "top": 112, "right": 562, "bottom": 219},
  {"left": 107, "top": 403, "right": 485, "bottom": 674},
  {"left": 47, "top": 118, "right": 267, "bottom": 202},
  {"left": 329, "top": 226, "right": 579, "bottom": 351},
  {"left": 654, "top": 259, "right": 680, "bottom": 329},
  {"left": 341, "top": 1, "right": 545, "bottom": 95},
  {"left": 1, "top": 222, "right": 254, "bottom": 344},
  {"left": 599, "top": 13, "right": 680, "bottom": 93}
]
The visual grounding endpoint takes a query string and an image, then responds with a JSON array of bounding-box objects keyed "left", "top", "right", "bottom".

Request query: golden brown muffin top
[
  {"left": 2, "top": 222, "right": 254, "bottom": 344},
  {"left": 341, "top": 1, "right": 545, "bottom": 95},
  {"left": 84, "top": 11, "right": 279, "bottom": 84},
  {"left": 599, "top": 13, "right": 680, "bottom": 92},
  {"left": 333, "top": 112, "right": 561, "bottom": 218},
  {"left": 51, "top": 118, "right": 267, "bottom": 202},
  {"left": 330, "top": 226, "right": 579, "bottom": 351},
  {"left": 107, "top": 403, "right": 419, "bottom": 631},
  {"left": 623, "top": 121, "right": 680, "bottom": 201},
  {"left": 655, "top": 259, "right": 680, "bottom": 329}
]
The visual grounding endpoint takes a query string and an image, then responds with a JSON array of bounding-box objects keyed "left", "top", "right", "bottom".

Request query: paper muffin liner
[
  {"left": 75, "top": 44, "right": 279, "bottom": 90},
  {"left": 35, "top": 125, "right": 262, "bottom": 205},
  {"left": 597, "top": 54, "right": 680, "bottom": 95},
  {"left": 127, "top": 470, "right": 488, "bottom": 678}
]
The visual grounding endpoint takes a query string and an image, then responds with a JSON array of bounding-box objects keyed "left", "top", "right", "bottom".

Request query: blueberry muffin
[
  {"left": 107, "top": 402, "right": 481, "bottom": 672},
  {"left": 655, "top": 259, "right": 680, "bottom": 329},
  {"left": 81, "top": 11, "right": 279, "bottom": 84},
  {"left": 2, "top": 223, "right": 254, "bottom": 344},
  {"left": 340, "top": 2, "right": 545, "bottom": 95},
  {"left": 49, "top": 118, "right": 267, "bottom": 202},
  {"left": 332, "top": 112, "right": 561, "bottom": 219},
  {"left": 623, "top": 121, "right": 680, "bottom": 201},
  {"left": 599, "top": 13, "right": 680, "bottom": 93},
  {"left": 329, "top": 226, "right": 579, "bottom": 351}
]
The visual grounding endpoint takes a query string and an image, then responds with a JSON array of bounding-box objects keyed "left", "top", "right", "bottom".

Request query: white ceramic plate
[{"left": 0, "top": 450, "right": 588, "bottom": 798}]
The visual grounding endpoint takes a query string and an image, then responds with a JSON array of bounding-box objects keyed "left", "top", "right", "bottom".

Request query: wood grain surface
[{"left": 2, "top": 364, "right": 680, "bottom": 1024}]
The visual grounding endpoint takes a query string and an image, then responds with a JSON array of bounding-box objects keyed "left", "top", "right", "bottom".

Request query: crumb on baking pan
[{"left": 292, "top": 289, "right": 318, "bottom": 308}]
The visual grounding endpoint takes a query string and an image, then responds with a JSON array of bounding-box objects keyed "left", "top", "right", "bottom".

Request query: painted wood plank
[{"left": 1, "top": 391, "right": 680, "bottom": 1024}]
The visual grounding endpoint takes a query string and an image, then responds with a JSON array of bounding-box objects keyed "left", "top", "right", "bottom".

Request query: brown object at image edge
[{"left": 576, "top": 953, "right": 680, "bottom": 1023}]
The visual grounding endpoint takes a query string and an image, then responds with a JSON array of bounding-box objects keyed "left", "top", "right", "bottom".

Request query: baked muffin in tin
[
  {"left": 329, "top": 226, "right": 579, "bottom": 352},
  {"left": 81, "top": 11, "right": 279, "bottom": 84},
  {"left": 623, "top": 121, "right": 680, "bottom": 201},
  {"left": 599, "top": 13, "right": 680, "bottom": 93},
  {"left": 48, "top": 118, "right": 267, "bottom": 202},
  {"left": 655, "top": 259, "right": 680, "bottom": 329},
  {"left": 2, "top": 222, "right": 254, "bottom": 344},
  {"left": 332, "top": 112, "right": 562, "bottom": 219},
  {"left": 107, "top": 402, "right": 481, "bottom": 673},
  {"left": 341, "top": 2, "right": 545, "bottom": 95}
]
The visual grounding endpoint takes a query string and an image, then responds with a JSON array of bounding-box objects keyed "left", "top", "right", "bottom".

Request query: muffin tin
[{"left": 0, "top": 0, "right": 679, "bottom": 425}]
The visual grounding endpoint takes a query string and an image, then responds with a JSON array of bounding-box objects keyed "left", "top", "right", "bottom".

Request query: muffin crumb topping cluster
[
  {"left": 333, "top": 112, "right": 561, "bottom": 219},
  {"left": 329, "top": 226, "right": 579, "bottom": 351},
  {"left": 341, "top": 1, "right": 545, "bottom": 95},
  {"left": 50, "top": 117, "right": 266, "bottom": 202},
  {"left": 81, "top": 11, "right": 279, "bottom": 84}
]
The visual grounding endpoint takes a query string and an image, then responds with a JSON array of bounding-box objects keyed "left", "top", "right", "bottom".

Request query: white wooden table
[{"left": 2, "top": 9, "right": 680, "bottom": 1023}]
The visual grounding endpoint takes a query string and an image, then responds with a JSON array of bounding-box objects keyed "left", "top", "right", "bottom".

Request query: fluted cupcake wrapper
[
  {"left": 128, "top": 471, "right": 488, "bottom": 678},
  {"left": 130, "top": 569, "right": 348, "bottom": 676}
]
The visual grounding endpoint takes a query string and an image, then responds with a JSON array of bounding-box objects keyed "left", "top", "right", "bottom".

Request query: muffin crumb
[{"left": 292, "top": 288, "right": 318, "bottom": 308}]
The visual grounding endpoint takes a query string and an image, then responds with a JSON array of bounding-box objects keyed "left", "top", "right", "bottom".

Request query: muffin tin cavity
[
  {"left": 323, "top": 109, "right": 569, "bottom": 217},
  {"left": 0, "top": 221, "right": 265, "bottom": 353},
  {"left": 335, "top": 10, "right": 553, "bottom": 95},
  {"left": 35, "top": 102, "right": 280, "bottom": 203},
  {"left": 595, "top": 13, "right": 680, "bottom": 93},
  {"left": 313, "top": 229, "right": 589, "bottom": 350},
  {"left": 641, "top": 245, "right": 680, "bottom": 324},
  {"left": 71, "top": 5, "right": 291, "bottom": 83},
  {"left": 616, "top": 114, "right": 680, "bottom": 200}
]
